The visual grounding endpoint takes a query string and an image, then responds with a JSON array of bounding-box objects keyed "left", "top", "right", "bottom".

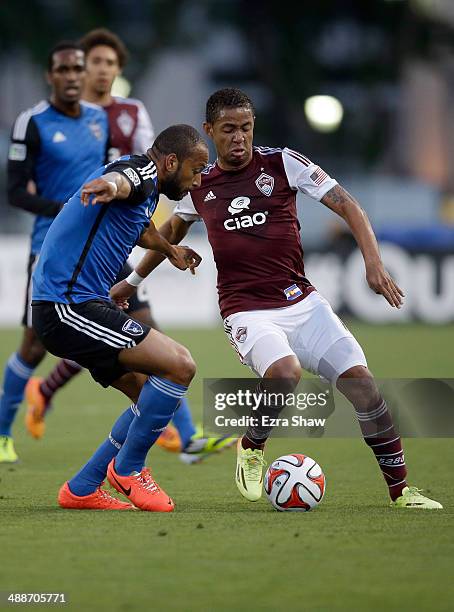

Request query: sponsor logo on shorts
[
  {"left": 235, "top": 326, "right": 248, "bottom": 343},
  {"left": 122, "top": 319, "right": 144, "bottom": 336},
  {"left": 284, "top": 284, "right": 303, "bottom": 300},
  {"left": 255, "top": 173, "right": 275, "bottom": 197}
]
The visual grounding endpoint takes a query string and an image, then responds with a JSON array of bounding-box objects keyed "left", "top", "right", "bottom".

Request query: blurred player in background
[
  {"left": 32, "top": 125, "right": 207, "bottom": 511},
  {"left": 112, "top": 88, "right": 442, "bottom": 510},
  {"left": 0, "top": 42, "right": 109, "bottom": 463},
  {"left": 25, "top": 28, "right": 235, "bottom": 462}
]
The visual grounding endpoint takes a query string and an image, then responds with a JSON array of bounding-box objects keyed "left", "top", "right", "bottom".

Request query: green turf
[{"left": 0, "top": 324, "right": 453, "bottom": 611}]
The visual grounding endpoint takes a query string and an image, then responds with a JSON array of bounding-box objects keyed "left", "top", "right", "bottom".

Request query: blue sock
[
  {"left": 172, "top": 397, "right": 196, "bottom": 449},
  {"left": 68, "top": 405, "right": 136, "bottom": 496},
  {"left": 115, "top": 376, "right": 187, "bottom": 476},
  {"left": 0, "top": 353, "right": 35, "bottom": 436}
]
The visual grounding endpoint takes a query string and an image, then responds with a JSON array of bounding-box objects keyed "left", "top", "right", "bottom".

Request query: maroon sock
[
  {"left": 40, "top": 359, "right": 83, "bottom": 408},
  {"left": 355, "top": 398, "right": 407, "bottom": 501},
  {"left": 241, "top": 434, "right": 266, "bottom": 451}
]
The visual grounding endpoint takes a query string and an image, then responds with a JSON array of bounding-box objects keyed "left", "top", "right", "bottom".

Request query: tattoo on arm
[{"left": 321, "top": 184, "right": 358, "bottom": 216}]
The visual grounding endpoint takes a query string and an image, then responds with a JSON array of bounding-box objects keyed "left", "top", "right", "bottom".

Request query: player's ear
[
  {"left": 165, "top": 153, "right": 178, "bottom": 173},
  {"left": 203, "top": 122, "right": 213, "bottom": 138},
  {"left": 45, "top": 71, "right": 52, "bottom": 86}
]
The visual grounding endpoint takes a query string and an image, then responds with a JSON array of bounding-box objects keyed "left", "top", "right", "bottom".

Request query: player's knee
[
  {"left": 265, "top": 356, "right": 301, "bottom": 389},
  {"left": 175, "top": 347, "right": 196, "bottom": 386},
  {"left": 340, "top": 365, "right": 371, "bottom": 379},
  {"left": 337, "top": 365, "right": 380, "bottom": 408}
]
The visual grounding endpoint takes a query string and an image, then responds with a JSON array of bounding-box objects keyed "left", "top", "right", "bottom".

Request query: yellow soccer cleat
[
  {"left": 235, "top": 440, "right": 266, "bottom": 502},
  {"left": 180, "top": 431, "right": 237, "bottom": 464},
  {"left": 391, "top": 486, "right": 443, "bottom": 509},
  {"left": 0, "top": 435, "right": 18, "bottom": 463}
]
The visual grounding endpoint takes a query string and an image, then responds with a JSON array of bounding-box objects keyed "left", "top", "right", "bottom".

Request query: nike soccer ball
[{"left": 264, "top": 453, "right": 326, "bottom": 512}]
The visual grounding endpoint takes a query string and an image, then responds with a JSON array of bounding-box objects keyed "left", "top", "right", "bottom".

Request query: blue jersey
[
  {"left": 7, "top": 100, "right": 109, "bottom": 254},
  {"left": 32, "top": 155, "right": 158, "bottom": 304}
]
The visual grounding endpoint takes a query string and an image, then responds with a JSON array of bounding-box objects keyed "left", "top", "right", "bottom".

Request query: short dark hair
[
  {"left": 152, "top": 124, "right": 207, "bottom": 162},
  {"left": 47, "top": 41, "right": 83, "bottom": 71},
  {"left": 79, "top": 28, "right": 128, "bottom": 69},
  {"left": 206, "top": 88, "right": 255, "bottom": 124}
]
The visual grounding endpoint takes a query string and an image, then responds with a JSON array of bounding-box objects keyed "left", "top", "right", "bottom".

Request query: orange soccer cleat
[
  {"left": 25, "top": 377, "right": 48, "bottom": 439},
  {"left": 107, "top": 459, "right": 175, "bottom": 512},
  {"left": 156, "top": 424, "right": 182, "bottom": 453},
  {"left": 58, "top": 481, "right": 134, "bottom": 510}
]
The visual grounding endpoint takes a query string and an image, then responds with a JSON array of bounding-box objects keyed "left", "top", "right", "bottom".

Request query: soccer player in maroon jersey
[
  {"left": 111, "top": 88, "right": 442, "bottom": 509},
  {"left": 25, "top": 31, "right": 236, "bottom": 464},
  {"left": 79, "top": 28, "right": 154, "bottom": 157}
]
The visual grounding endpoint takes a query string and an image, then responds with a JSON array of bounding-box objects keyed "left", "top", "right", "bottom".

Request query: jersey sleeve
[
  {"left": 173, "top": 193, "right": 201, "bottom": 222},
  {"left": 104, "top": 155, "right": 157, "bottom": 204},
  {"left": 132, "top": 101, "right": 155, "bottom": 154},
  {"left": 7, "top": 116, "right": 63, "bottom": 217},
  {"left": 282, "top": 147, "right": 337, "bottom": 201}
]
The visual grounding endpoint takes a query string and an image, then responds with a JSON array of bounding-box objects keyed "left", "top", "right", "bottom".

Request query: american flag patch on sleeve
[{"left": 310, "top": 167, "right": 328, "bottom": 186}]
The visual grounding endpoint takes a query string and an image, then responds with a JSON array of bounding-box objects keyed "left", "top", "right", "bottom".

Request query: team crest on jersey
[
  {"left": 235, "top": 326, "right": 248, "bottom": 343},
  {"left": 117, "top": 110, "right": 134, "bottom": 137},
  {"left": 89, "top": 121, "right": 103, "bottom": 141},
  {"left": 122, "top": 319, "right": 144, "bottom": 336},
  {"left": 255, "top": 173, "right": 274, "bottom": 197}
]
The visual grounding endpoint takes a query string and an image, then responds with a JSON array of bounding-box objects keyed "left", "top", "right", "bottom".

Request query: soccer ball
[{"left": 264, "top": 453, "right": 326, "bottom": 512}]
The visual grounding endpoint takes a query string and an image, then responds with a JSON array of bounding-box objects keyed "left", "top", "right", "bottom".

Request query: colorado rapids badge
[
  {"left": 235, "top": 327, "right": 248, "bottom": 343},
  {"left": 255, "top": 173, "right": 274, "bottom": 197}
]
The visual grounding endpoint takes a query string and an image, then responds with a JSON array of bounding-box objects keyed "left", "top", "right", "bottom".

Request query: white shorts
[{"left": 223, "top": 291, "right": 367, "bottom": 382}]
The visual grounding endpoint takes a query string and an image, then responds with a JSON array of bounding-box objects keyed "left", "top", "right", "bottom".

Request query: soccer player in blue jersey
[
  {"left": 32, "top": 124, "right": 208, "bottom": 511},
  {"left": 24, "top": 28, "right": 236, "bottom": 463},
  {"left": 0, "top": 42, "right": 109, "bottom": 463}
]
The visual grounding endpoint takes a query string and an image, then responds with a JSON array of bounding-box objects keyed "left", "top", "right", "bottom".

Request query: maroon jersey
[
  {"left": 104, "top": 96, "right": 154, "bottom": 156},
  {"left": 175, "top": 147, "right": 337, "bottom": 319}
]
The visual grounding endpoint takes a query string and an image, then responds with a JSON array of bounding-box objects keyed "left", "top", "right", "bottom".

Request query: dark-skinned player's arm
[
  {"left": 81, "top": 174, "right": 200, "bottom": 308},
  {"left": 321, "top": 184, "right": 404, "bottom": 308},
  {"left": 110, "top": 214, "right": 194, "bottom": 308},
  {"left": 80, "top": 171, "right": 132, "bottom": 205},
  {"left": 81, "top": 171, "right": 200, "bottom": 267},
  {"left": 137, "top": 219, "right": 201, "bottom": 274},
  {"left": 8, "top": 118, "right": 63, "bottom": 217}
]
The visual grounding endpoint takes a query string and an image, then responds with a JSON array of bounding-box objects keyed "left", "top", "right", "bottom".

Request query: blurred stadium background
[
  {"left": 1, "top": 0, "right": 454, "bottom": 326},
  {"left": 1, "top": 2, "right": 453, "bottom": 610}
]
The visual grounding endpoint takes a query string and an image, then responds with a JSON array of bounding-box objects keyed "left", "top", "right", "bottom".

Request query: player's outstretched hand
[
  {"left": 167, "top": 245, "right": 202, "bottom": 274},
  {"left": 366, "top": 263, "right": 404, "bottom": 308},
  {"left": 110, "top": 279, "right": 136, "bottom": 310},
  {"left": 81, "top": 178, "right": 118, "bottom": 206}
]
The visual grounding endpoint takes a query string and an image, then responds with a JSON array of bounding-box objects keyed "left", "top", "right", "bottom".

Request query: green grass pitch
[{"left": 1, "top": 323, "right": 453, "bottom": 611}]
